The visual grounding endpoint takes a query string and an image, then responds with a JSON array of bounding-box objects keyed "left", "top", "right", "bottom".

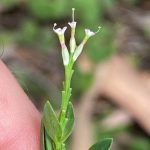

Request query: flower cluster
[{"left": 53, "top": 8, "right": 101, "bottom": 66}]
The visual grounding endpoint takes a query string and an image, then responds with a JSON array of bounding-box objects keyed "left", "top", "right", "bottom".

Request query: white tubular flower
[
  {"left": 68, "top": 8, "right": 76, "bottom": 29},
  {"left": 85, "top": 26, "right": 101, "bottom": 38},
  {"left": 53, "top": 23, "right": 67, "bottom": 44},
  {"left": 73, "top": 26, "right": 101, "bottom": 61},
  {"left": 68, "top": 22, "right": 76, "bottom": 28},
  {"left": 53, "top": 23, "right": 69, "bottom": 66},
  {"left": 68, "top": 8, "right": 77, "bottom": 53},
  {"left": 85, "top": 29, "right": 95, "bottom": 37},
  {"left": 53, "top": 23, "right": 67, "bottom": 34}
]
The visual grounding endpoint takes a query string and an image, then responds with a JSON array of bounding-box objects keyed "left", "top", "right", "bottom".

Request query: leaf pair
[
  {"left": 89, "top": 138, "right": 113, "bottom": 150},
  {"left": 41, "top": 101, "right": 113, "bottom": 150},
  {"left": 41, "top": 100, "right": 75, "bottom": 150}
]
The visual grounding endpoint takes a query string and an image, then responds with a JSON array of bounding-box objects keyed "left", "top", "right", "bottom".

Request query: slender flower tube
[
  {"left": 53, "top": 23, "right": 70, "bottom": 66},
  {"left": 73, "top": 26, "right": 101, "bottom": 61},
  {"left": 68, "top": 8, "right": 77, "bottom": 53}
]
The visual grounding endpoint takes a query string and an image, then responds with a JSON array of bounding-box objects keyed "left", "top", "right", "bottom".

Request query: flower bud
[
  {"left": 68, "top": 8, "right": 77, "bottom": 53},
  {"left": 53, "top": 23, "right": 70, "bottom": 65}
]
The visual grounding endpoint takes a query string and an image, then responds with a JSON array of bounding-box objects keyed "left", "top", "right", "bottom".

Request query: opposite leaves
[{"left": 89, "top": 138, "right": 113, "bottom": 150}]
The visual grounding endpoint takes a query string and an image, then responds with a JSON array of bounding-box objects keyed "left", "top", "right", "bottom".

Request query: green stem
[
  {"left": 59, "top": 56, "right": 74, "bottom": 127},
  {"left": 57, "top": 55, "right": 74, "bottom": 150},
  {"left": 55, "top": 142, "right": 61, "bottom": 150}
]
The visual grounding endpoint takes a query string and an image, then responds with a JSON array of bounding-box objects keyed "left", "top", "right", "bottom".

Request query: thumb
[{"left": 0, "top": 61, "right": 41, "bottom": 150}]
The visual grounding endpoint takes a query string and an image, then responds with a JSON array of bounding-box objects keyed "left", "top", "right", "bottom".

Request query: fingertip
[{"left": 0, "top": 60, "right": 41, "bottom": 149}]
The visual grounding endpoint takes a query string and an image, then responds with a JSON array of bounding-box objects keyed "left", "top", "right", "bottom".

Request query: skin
[{"left": 0, "top": 60, "right": 40, "bottom": 150}]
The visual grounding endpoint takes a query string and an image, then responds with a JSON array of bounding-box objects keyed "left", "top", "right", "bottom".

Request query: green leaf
[
  {"left": 89, "top": 138, "right": 113, "bottom": 150},
  {"left": 62, "top": 102, "right": 75, "bottom": 141},
  {"left": 41, "top": 119, "right": 53, "bottom": 150},
  {"left": 40, "top": 120, "right": 46, "bottom": 150},
  {"left": 45, "top": 130, "right": 53, "bottom": 150},
  {"left": 43, "top": 101, "right": 62, "bottom": 142}
]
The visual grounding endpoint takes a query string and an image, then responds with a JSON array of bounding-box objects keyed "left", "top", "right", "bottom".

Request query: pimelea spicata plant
[{"left": 41, "top": 8, "right": 113, "bottom": 150}]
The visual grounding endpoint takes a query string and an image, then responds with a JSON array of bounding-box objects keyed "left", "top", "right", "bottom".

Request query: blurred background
[{"left": 0, "top": 0, "right": 150, "bottom": 149}]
